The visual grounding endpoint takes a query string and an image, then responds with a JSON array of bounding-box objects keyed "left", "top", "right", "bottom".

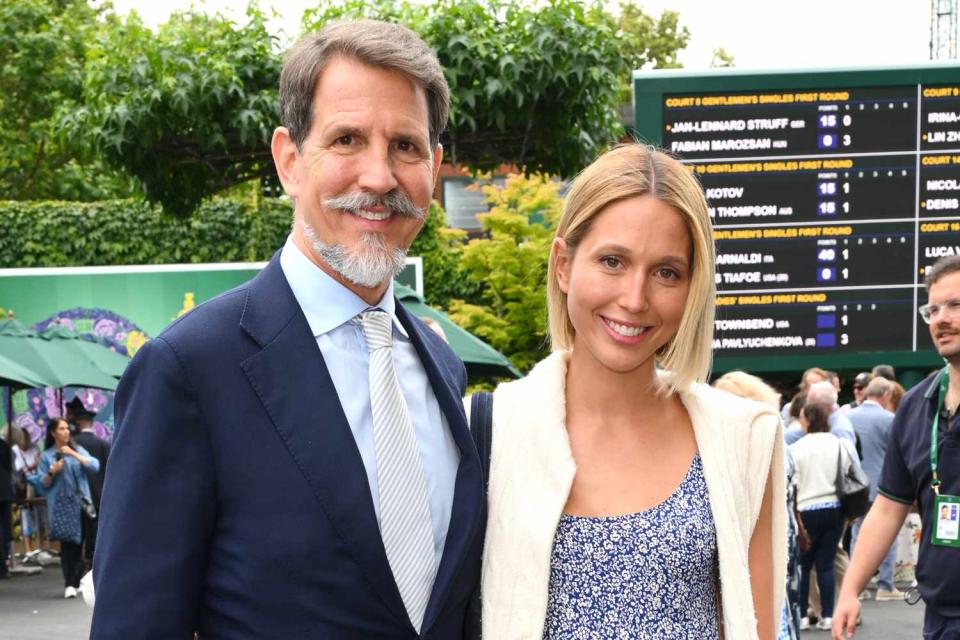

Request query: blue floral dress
[{"left": 543, "top": 453, "right": 720, "bottom": 639}]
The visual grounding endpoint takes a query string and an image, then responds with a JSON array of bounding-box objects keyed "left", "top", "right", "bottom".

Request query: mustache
[{"left": 324, "top": 190, "right": 426, "bottom": 220}]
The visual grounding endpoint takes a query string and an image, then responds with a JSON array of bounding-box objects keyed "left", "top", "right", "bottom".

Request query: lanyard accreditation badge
[{"left": 931, "top": 367, "right": 960, "bottom": 547}]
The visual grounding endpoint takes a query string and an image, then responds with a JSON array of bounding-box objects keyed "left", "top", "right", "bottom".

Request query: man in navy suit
[{"left": 91, "top": 20, "right": 483, "bottom": 638}]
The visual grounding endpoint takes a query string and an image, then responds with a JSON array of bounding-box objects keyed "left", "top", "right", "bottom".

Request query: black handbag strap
[
  {"left": 469, "top": 392, "right": 494, "bottom": 494},
  {"left": 465, "top": 392, "right": 494, "bottom": 640}
]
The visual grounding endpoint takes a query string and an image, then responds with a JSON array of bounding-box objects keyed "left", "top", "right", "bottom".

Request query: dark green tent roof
[{"left": 395, "top": 284, "right": 520, "bottom": 379}]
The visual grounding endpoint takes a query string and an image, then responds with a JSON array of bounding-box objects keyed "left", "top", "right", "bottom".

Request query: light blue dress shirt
[{"left": 280, "top": 237, "right": 460, "bottom": 569}]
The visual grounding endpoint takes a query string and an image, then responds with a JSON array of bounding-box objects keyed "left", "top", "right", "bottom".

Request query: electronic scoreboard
[{"left": 633, "top": 65, "right": 960, "bottom": 377}]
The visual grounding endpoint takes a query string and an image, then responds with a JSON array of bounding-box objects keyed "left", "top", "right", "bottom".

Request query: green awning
[
  {"left": 0, "top": 351, "right": 48, "bottom": 388},
  {"left": 395, "top": 284, "right": 521, "bottom": 379},
  {"left": 0, "top": 319, "right": 119, "bottom": 390},
  {"left": 37, "top": 325, "right": 130, "bottom": 378}
]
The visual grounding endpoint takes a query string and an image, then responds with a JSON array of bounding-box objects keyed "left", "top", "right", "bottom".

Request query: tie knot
[{"left": 359, "top": 311, "right": 393, "bottom": 350}]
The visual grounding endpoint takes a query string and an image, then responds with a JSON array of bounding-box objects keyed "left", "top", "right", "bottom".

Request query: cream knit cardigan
[{"left": 478, "top": 351, "right": 786, "bottom": 639}]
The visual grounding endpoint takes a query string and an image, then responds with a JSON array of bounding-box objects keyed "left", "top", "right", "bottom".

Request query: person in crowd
[
  {"left": 790, "top": 402, "right": 857, "bottom": 631},
  {"left": 0, "top": 429, "right": 13, "bottom": 579},
  {"left": 847, "top": 376, "right": 903, "bottom": 602},
  {"left": 827, "top": 371, "right": 842, "bottom": 395},
  {"left": 834, "top": 254, "right": 960, "bottom": 639},
  {"left": 889, "top": 381, "right": 906, "bottom": 412},
  {"left": 36, "top": 417, "right": 99, "bottom": 598},
  {"left": 713, "top": 370, "right": 780, "bottom": 408},
  {"left": 92, "top": 20, "right": 483, "bottom": 638},
  {"left": 11, "top": 426, "right": 42, "bottom": 556},
  {"left": 477, "top": 144, "right": 784, "bottom": 639},
  {"left": 841, "top": 372, "right": 872, "bottom": 413},
  {"left": 781, "top": 367, "right": 829, "bottom": 426},
  {"left": 870, "top": 364, "right": 896, "bottom": 382},
  {"left": 785, "top": 391, "right": 807, "bottom": 434},
  {"left": 715, "top": 371, "right": 801, "bottom": 640},
  {"left": 785, "top": 381, "right": 856, "bottom": 447},
  {"left": 71, "top": 400, "right": 109, "bottom": 567}
]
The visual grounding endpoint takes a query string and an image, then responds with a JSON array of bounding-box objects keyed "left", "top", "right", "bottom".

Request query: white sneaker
[
  {"left": 64, "top": 586, "right": 77, "bottom": 599},
  {"left": 816, "top": 617, "right": 833, "bottom": 631},
  {"left": 799, "top": 617, "right": 811, "bottom": 630}
]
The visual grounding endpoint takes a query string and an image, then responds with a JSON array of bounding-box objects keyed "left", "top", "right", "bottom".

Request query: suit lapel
[
  {"left": 395, "top": 304, "right": 483, "bottom": 635},
  {"left": 238, "top": 257, "right": 409, "bottom": 625}
]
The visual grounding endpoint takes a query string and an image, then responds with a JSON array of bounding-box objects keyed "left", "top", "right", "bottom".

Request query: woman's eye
[
  {"left": 658, "top": 267, "right": 681, "bottom": 280},
  {"left": 600, "top": 256, "right": 621, "bottom": 269}
]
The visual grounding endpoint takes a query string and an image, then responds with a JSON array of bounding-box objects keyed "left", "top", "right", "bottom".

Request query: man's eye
[
  {"left": 335, "top": 135, "right": 354, "bottom": 145},
  {"left": 948, "top": 300, "right": 960, "bottom": 311},
  {"left": 395, "top": 140, "right": 420, "bottom": 155}
]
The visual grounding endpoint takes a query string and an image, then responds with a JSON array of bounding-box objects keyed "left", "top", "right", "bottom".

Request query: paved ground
[
  {"left": 0, "top": 563, "right": 929, "bottom": 639},
  {"left": 0, "top": 564, "right": 92, "bottom": 640},
  {"left": 799, "top": 592, "right": 926, "bottom": 639}
]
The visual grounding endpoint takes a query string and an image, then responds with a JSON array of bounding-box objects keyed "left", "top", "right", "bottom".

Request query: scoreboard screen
[{"left": 633, "top": 65, "right": 960, "bottom": 373}]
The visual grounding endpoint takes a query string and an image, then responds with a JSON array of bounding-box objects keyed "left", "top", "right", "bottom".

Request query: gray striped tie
[{"left": 359, "top": 310, "right": 435, "bottom": 632}]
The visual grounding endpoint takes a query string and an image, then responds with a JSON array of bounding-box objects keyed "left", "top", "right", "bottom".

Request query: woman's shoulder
[
  {"left": 493, "top": 350, "right": 569, "bottom": 406},
  {"left": 682, "top": 382, "right": 779, "bottom": 430}
]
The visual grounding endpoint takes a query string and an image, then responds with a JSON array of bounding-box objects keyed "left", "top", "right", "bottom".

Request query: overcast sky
[{"left": 110, "top": 0, "right": 936, "bottom": 70}]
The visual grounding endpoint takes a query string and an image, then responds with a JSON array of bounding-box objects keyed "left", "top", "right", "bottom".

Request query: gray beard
[
  {"left": 300, "top": 190, "right": 425, "bottom": 289},
  {"left": 303, "top": 223, "right": 407, "bottom": 289}
]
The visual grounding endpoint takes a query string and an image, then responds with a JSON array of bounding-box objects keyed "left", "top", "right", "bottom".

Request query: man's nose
[{"left": 356, "top": 146, "right": 400, "bottom": 195}]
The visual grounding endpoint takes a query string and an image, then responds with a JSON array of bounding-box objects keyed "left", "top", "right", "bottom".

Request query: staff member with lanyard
[{"left": 834, "top": 254, "right": 960, "bottom": 639}]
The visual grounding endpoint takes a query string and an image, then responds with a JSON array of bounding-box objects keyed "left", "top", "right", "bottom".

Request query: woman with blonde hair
[
  {"left": 475, "top": 145, "right": 785, "bottom": 639},
  {"left": 713, "top": 370, "right": 781, "bottom": 410},
  {"left": 714, "top": 371, "right": 802, "bottom": 640}
]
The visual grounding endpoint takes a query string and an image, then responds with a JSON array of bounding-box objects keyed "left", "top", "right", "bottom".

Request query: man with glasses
[
  {"left": 841, "top": 372, "right": 872, "bottom": 413},
  {"left": 834, "top": 254, "right": 960, "bottom": 639}
]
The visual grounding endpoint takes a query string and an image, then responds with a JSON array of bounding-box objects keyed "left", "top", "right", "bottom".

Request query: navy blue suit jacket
[{"left": 91, "top": 256, "right": 484, "bottom": 638}]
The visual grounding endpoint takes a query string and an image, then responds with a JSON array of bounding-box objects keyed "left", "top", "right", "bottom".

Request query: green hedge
[{"left": 0, "top": 198, "right": 293, "bottom": 267}]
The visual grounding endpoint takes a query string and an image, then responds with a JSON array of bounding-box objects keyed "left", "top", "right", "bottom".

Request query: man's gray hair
[
  {"left": 279, "top": 20, "right": 450, "bottom": 150},
  {"left": 807, "top": 380, "right": 838, "bottom": 408},
  {"left": 865, "top": 376, "right": 893, "bottom": 399}
]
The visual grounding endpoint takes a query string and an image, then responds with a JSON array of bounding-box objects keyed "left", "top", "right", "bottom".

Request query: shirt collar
[
  {"left": 924, "top": 368, "right": 947, "bottom": 400},
  {"left": 279, "top": 235, "right": 407, "bottom": 339}
]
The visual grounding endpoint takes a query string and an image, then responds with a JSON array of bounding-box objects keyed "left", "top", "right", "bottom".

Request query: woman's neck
[{"left": 564, "top": 350, "right": 670, "bottom": 425}]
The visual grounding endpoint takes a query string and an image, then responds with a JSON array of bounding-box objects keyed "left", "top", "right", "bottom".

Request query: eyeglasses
[{"left": 919, "top": 298, "right": 960, "bottom": 324}]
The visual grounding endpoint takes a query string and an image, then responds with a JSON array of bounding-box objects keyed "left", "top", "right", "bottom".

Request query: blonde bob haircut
[{"left": 547, "top": 144, "right": 716, "bottom": 392}]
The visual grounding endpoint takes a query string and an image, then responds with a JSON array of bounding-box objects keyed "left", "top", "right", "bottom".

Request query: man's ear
[
  {"left": 271, "top": 126, "right": 300, "bottom": 198},
  {"left": 431, "top": 143, "right": 444, "bottom": 185},
  {"left": 553, "top": 237, "right": 571, "bottom": 294}
]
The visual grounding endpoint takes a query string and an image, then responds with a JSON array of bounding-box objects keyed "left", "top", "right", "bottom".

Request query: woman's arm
[
  {"left": 62, "top": 445, "right": 100, "bottom": 472},
  {"left": 39, "top": 454, "right": 62, "bottom": 488},
  {"left": 748, "top": 463, "right": 776, "bottom": 640}
]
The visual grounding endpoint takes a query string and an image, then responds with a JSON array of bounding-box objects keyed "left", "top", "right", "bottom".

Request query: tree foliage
[
  {"left": 50, "top": 0, "right": 688, "bottom": 215},
  {"left": 307, "top": 0, "right": 672, "bottom": 178},
  {"left": 710, "top": 47, "right": 736, "bottom": 68},
  {"left": 446, "top": 174, "right": 562, "bottom": 372},
  {"left": 407, "top": 201, "right": 482, "bottom": 309},
  {"left": 616, "top": 3, "right": 690, "bottom": 101},
  {"left": 65, "top": 7, "right": 281, "bottom": 216},
  {"left": 0, "top": 0, "right": 134, "bottom": 200},
  {"left": 0, "top": 198, "right": 292, "bottom": 268}
]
